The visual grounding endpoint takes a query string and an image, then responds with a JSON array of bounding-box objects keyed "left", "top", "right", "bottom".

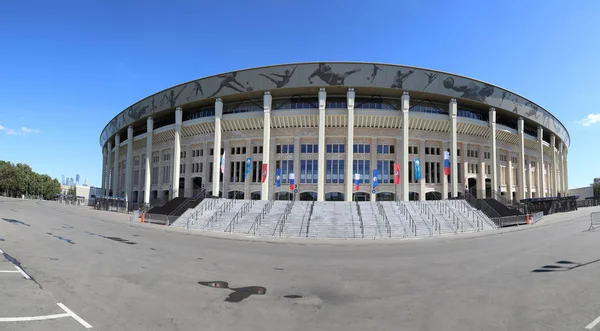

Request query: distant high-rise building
[
  {"left": 61, "top": 175, "right": 65, "bottom": 185},
  {"left": 76, "top": 174, "right": 80, "bottom": 185}
]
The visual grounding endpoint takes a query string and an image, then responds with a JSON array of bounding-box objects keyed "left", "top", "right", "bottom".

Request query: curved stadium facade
[{"left": 99, "top": 62, "right": 569, "bottom": 205}]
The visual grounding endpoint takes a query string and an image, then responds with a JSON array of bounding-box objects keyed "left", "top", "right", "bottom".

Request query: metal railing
[
  {"left": 355, "top": 200, "right": 365, "bottom": 239},
  {"left": 203, "top": 199, "right": 235, "bottom": 230},
  {"left": 305, "top": 200, "right": 315, "bottom": 238},
  {"left": 225, "top": 200, "right": 254, "bottom": 233},
  {"left": 369, "top": 202, "right": 383, "bottom": 238},
  {"left": 248, "top": 200, "right": 274, "bottom": 236},
  {"left": 273, "top": 199, "right": 295, "bottom": 237},
  {"left": 185, "top": 198, "right": 219, "bottom": 229},
  {"left": 376, "top": 200, "right": 391, "bottom": 238}
]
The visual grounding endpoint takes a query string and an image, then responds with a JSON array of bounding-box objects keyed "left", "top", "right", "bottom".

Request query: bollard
[{"left": 141, "top": 213, "right": 145, "bottom": 223}]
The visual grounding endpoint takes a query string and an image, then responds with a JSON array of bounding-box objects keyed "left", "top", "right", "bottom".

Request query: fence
[
  {"left": 355, "top": 200, "right": 365, "bottom": 239},
  {"left": 225, "top": 200, "right": 254, "bottom": 233},
  {"left": 589, "top": 212, "right": 600, "bottom": 230},
  {"left": 94, "top": 197, "right": 127, "bottom": 213},
  {"left": 375, "top": 200, "right": 391, "bottom": 237},
  {"left": 249, "top": 200, "right": 274, "bottom": 236},
  {"left": 273, "top": 199, "right": 295, "bottom": 237}
]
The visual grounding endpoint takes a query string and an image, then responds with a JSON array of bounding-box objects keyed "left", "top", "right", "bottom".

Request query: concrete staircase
[
  {"left": 283, "top": 201, "right": 311, "bottom": 238},
  {"left": 358, "top": 202, "right": 385, "bottom": 239},
  {"left": 257, "top": 201, "right": 290, "bottom": 236},
  {"left": 170, "top": 198, "right": 225, "bottom": 229},
  {"left": 382, "top": 202, "right": 409, "bottom": 238}
]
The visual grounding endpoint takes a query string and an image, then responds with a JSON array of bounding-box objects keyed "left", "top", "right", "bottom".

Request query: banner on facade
[
  {"left": 289, "top": 173, "right": 295, "bottom": 191},
  {"left": 372, "top": 169, "right": 379, "bottom": 189},
  {"left": 220, "top": 151, "right": 226, "bottom": 174},
  {"left": 354, "top": 173, "right": 360, "bottom": 191},
  {"left": 444, "top": 151, "right": 451, "bottom": 176},
  {"left": 261, "top": 164, "right": 268, "bottom": 183},
  {"left": 394, "top": 163, "right": 400, "bottom": 185},
  {"left": 275, "top": 168, "right": 281, "bottom": 188},
  {"left": 414, "top": 159, "right": 421, "bottom": 181},
  {"left": 245, "top": 157, "right": 251, "bottom": 179}
]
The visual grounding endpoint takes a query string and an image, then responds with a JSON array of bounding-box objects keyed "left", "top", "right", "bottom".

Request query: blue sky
[{"left": 0, "top": 0, "right": 599, "bottom": 188}]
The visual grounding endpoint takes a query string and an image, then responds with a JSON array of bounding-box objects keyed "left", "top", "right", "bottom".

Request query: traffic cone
[{"left": 141, "top": 213, "right": 145, "bottom": 223}]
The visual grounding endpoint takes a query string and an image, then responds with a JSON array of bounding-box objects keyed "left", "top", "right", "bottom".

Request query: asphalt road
[{"left": 1, "top": 197, "right": 600, "bottom": 330}]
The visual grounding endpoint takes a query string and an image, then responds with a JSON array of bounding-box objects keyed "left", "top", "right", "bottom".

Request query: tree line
[{"left": 0, "top": 161, "right": 61, "bottom": 199}]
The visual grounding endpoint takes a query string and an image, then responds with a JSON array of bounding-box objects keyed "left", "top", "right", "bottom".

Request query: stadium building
[{"left": 99, "top": 62, "right": 569, "bottom": 206}]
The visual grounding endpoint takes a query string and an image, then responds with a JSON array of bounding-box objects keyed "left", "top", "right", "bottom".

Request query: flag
[
  {"left": 275, "top": 168, "right": 281, "bottom": 188},
  {"left": 414, "top": 159, "right": 421, "bottom": 181},
  {"left": 220, "top": 151, "right": 225, "bottom": 174},
  {"left": 394, "top": 163, "right": 400, "bottom": 185},
  {"left": 443, "top": 151, "right": 451, "bottom": 176},
  {"left": 261, "top": 164, "right": 268, "bottom": 183},
  {"left": 372, "top": 169, "right": 379, "bottom": 189},
  {"left": 289, "top": 173, "right": 295, "bottom": 191},
  {"left": 354, "top": 173, "right": 360, "bottom": 191},
  {"left": 245, "top": 157, "right": 251, "bottom": 179}
]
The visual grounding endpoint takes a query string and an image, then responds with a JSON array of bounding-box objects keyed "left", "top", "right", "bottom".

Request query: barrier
[{"left": 589, "top": 212, "right": 600, "bottom": 231}]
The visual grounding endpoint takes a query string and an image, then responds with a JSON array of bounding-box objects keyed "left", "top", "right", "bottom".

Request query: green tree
[
  {"left": 594, "top": 183, "right": 600, "bottom": 198},
  {"left": 67, "top": 186, "right": 77, "bottom": 196},
  {"left": 0, "top": 160, "right": 61, "bottom": 199}
]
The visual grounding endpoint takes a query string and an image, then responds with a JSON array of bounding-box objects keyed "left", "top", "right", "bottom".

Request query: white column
[
  {"left": 244, "top": 139, "right": 252, "bottom": 200},
  {"left": 442, "top": 141, "right": 448, "bottom": 199},
  {"left": 401, "top": 92, "right": 410, "bottom": 201},
  {"left": 564, "top": 149, "right": 569, "bottom": 193},
  {"left": 537, "top": 127, "right": 545, "bottom": 198},
  {"left": 143, "top": 117, "right": 153, "bottom": 204},
  {"left": 345, "top": 88, "right": 355, "bottom": 202},
  {"left": 101, "top": 147, "right": 107, "bottom": 196},
  {"left": 507, "top": 150, "right": 514, "bottom": 202},
  {"left": 450, "top": 99, "right": 458, "bottom": 197},
  {"left": 106, "top": 141, "right": 112, "bottom": 195},
  {"left": 222, "top": 140, "right": 230, "bottom": 197},
  {"left": 478, "top": 144, "right": 486, "bottom": 198},
  {"left": 212, "top": 99, "right": 223, "bottom": 197},
  {"left": 419, "top": 139, "right": 426, "bottom": 201},
  {"left": 550, "top": 134, "right": 557, "bottom": 197},
  {"left": 517, "top": 118, "right": 525, "bottom": 201},
  {"left": 125, "top": 126, "right": 133, "bottom": 207},
  {"left": 527, "top": 156, "right": 534, "bottom": 198},
  {"left": 558, "top": 142, "right": 564, "bottom": 196},
  {"left": 371, "top": 137, "right": 377, "bottom": 202},
  {"left": 489, "top": 108, "right": 498, "bottom": 197},
  {"left": 171, "top": 107, "right": 183, "bottom": 199},
  {"left": 113, "top": 133, "right": 121, "bottom": 197},
  {"left": 396, "top": 137, "right": 403, "bottom": 200},
  {"left": 261, "top": 93, "right": 271, "bottom": 200},
  {"left": 293, "top": 136, "right": 300, "bottom": 201},
  {"left": 463, "top": 143, "right": 469, "bottom": 195},
  {"left": 317, "top": 88, "right": 327, "bottom": 201}
]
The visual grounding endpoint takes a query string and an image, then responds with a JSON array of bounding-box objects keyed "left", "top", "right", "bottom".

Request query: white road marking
[
  {"left": 57, "top": 303, "right": 93, "bottom": 329},
  {"left": 586, "top": 315, "right": 600, "bottom": 329},
  {"left": 0, "top": 312, "right": 70, "bottom": 322},
  {"left": 0, "top": 270, "right": 19, "bottom": 273},
  {"left": 14, "top": 266, "right": 31, "bottom": 280},
  {"left": 0, "top": 248, "right": 4, "bottom": 253}
]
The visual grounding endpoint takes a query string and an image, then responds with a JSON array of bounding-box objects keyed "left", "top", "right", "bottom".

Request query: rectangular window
[
  {"left": 332, "top": 160, "right": 338, "bottom": 183},
  {"left": 209, "top": 163, "right": 213, "bottom": 183},
  {"left": 339, "top": 144, "right": 344, "bottom": 153},
  {"left": 306, "top": 160, "right": 313, "bottom": 183},
  {"left": 313, "top": 144, "right": 318, "bottom": 153},
  {"left": 242, "top": 147, "right": 246, "bottom": 154},
  {"left": 301, "top": 144, "right": 307, "bottom": 153},
  {"left": 358, "top": 144, "right": 364, "bottom": 153},
  {"left": 365, "top": 144, "right": 370, "bottom": 153},
  {"left": 237, "top": 147, "right": 241, "bottom": 154},
  {"left": 289, "top": 144, "right": 294, "bottom": 154},
  {"left": 276, "top": 145, "right": 282, "bottom": 154},
  {"left": 332, "top": 144, "right": 338, "bottom": 153},
  {"left": 327, "top": 144, "right": 332, "bottom": 153},
  {"left": 377, "top": 145, "right": 383, "bottom": 154},
  {"left": 425, "top": 147, "right": 430, "bottom": 155},
  {"left": 408, "top": 161, "right": 413, "bottom": 183},
  {"left": 414, "top": 146, "right": 418, "bottom": 155},
  {"left": 353, "top": 144, "right": 358, "bottom": 153},
  {"left": 210, "top": 148, "right": 214, "bottom": 156},
  {"left": 253, "top": 146, "right": 257, "bottom": 154},
  {"left": 282, "top": 145, "right": 288, "bottom": 154},
  {"left": 313, "top": 160, "right": 318, "bottom": 183},
  {"left": 307, "top": 144, "right": 313, "bottom": 153},
  {"left": 408, "top": 146, "right": 413, "bottom": 154},
  {"left": 383, "top": 145, "right": 389, "bottom": 154},
  {"left": 200, "top": 149, "right": 203, "bottom": 157},
  {"left": 390, "top": 145, "right": 395, "bottom": 154}
]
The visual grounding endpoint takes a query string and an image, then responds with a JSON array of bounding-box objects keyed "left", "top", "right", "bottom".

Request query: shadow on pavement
[
  {"left": 2, "top": 218, "right": 30, "bottom": 227},
  {"left": 198, "top": 281, "right": 266, "bottom": 303}
]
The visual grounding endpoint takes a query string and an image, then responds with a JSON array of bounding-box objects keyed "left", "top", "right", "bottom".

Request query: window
[
  {"left": 300, "top": 160, "right": 319, "bottom": 184},
  {"left": 376, "top": 160, "right": 395, "bottom": 184},
  {"left": 325, "top": 159, "right": 344, "bottom": 184},
  {"left": 151, "top": 167, "right": 159, "bottom": 185},
  {"left": 133, "top": 170, "right": 139, "bottom": 186},
  {"left": 210, "top": 148, "right": 214, "bottom": 156},
  {"left": 408, "top": 146, "right": 419, "bottom": 155},
  {"left": 276, "top": 144, "right": 294, "bottom": 154},
  {"left": 180, "top": 164, "right": 186, "bottom": 174},
  {"left": 180, "top": 151, "right": 186, "bottom": 159},
  {"left": 162, "top": 165, "right": 170, "bottom": 184},
  {"left": 152, "top": 155, "right": 159, "bottom": 163},
  {"left": 300, "top": 144, "right": 318, "bottom": 154},
  {"left": 252, "top": 146, "right": 263, "bottom": 154},
  {"left": 352, "top": 160, "right": 371, "bottom": 184},
  {"left": 275, "top": 160, "right": 294, "bottom": 184},
  {"left": 200, "top": 163, "right": 203, "bottom": 173},
  {"left": 163, "top": 153, "right": 171, "bottom": 162},
  {"left": 326, "top": 144, "right": 344, "bottom": 153},
  {"left": 251, "top": 161, "right": 263, "bottom": 183},
  {"left": 353, "top": 144, "right": 370, "bottom": 154},
  {"left": 229, "top": 161, "right": 245, "bottom": 183},
  {"left": 377, "top": 144, "right": 395, "bottom": 154}
]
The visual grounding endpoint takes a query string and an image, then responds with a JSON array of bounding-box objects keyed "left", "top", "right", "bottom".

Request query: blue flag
[
  {"left": 414, "top": 159, "right": 421, "bottom": 181},
  {"left": 245, "top": 157, "right": 251, "bottom": 179},
  {"left": 276, "top": 168, "right": 281, "bottom": 188},
  {"left": 372, "top": 169, "right": 379, "bottom": 189}
]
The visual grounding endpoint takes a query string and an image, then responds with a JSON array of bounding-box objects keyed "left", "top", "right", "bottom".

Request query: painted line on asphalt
[
  {"left": 0, "top": 270, "right": 19, "bottom": 273},
  {"left": 0, "top": 248, "right": 4, "bottom": 253},
  {"left": 14, "top": 266, "right": 31, "bottom": 280},
  {"left": 586, "top": 315, "right": 600, "bottom": 329},
  {"left": 0, "top": 312, "right": 70, "bottom": 322},
  {"left": 57, "top": 303, "right": 93, "bottom": 329}
]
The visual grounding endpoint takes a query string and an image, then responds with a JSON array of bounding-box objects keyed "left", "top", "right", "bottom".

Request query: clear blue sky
[{"left": 1, "top": 1, "right": 599, "bottom": 189}]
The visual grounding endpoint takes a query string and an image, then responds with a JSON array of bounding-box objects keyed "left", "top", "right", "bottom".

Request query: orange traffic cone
[{"left": 141, "top": 213, "right": 145, "bottom": 223}]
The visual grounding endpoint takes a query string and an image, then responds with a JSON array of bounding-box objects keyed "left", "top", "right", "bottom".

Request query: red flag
[
  {"left": 261, "top": 164, "right": 268, "bottom": 183},
  {"left": 394, "top": 163, "right": 400, "bottom": 185}
]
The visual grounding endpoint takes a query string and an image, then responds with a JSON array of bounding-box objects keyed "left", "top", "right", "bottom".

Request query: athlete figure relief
[
  {"left": 423, "top": 72, "right": 438, "bottom": 90},
  {"left": 209, "top": 72, "right": 249, "bottom": 97},
  {"left": 390, "top": 70, "right": 414, "bottom": 89},
  {"left": 162, "top": 86, "right": 187, "bottom": 108},
  {"left": 260, "top": 66, "right": 297, "bottom": 88},
  {"left": 442, "top": 77, "right": 494, "bottom": 102},
  {"left": 367, "top": 64, "right": 383, "bottom": 82},
  {"left": 308, "top": 63, "right": 361, "bottom": 85},
  {"left": 127, "top": 103, "right": 150, "bottom": 121},
  {"left": 187, "top": 80, "right": 204, "bottom": 100}
]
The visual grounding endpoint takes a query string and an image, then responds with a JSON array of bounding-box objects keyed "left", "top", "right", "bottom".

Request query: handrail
[
  {"left": 369, "top": 202, "right": 382, "bottom": 238},
  {"left": 424, "top": 201, "right": 458, "bottom": 234},
  {"left": 225, "top": 199, "right": 254, "bottom": 233},
  {"left": 305, "top": 200, "right": 315, "bottom": 238},
  {"left": 376, "top": 200, "right": 391, "bottom": 238},
  {"left": 185, "top": 197, "right": 219, "bottom": 229},
  {"left": 248, "top": 200, "right": 274, "bottom": 236},
  {"left": 204, "top": 199, "right": 235, "bottom": 230},
  {"left": 273, "top": 199, "right": 295, "bottom": 237},
  {"left": 422, "top": 203, "right": 444, "bottom": 235},
  {"left": 443, "top": 200, "right": 475, "bottom": 232},
  {"left": 355, "top": 200, "right": 365, "bottom": 239},
  {"left": 295, "top": 201, "right": 311, "bottom": 237},
  {"left": 464, "top": 190, "right": 502, "bottom": 219},
  {"left": 389, "top": 201, "right": 408, "bottom": 238}
]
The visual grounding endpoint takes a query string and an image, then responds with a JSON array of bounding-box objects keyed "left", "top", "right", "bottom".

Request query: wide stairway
[{"left": 168, "top": 198, "right": 496, "bottom": 239}]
